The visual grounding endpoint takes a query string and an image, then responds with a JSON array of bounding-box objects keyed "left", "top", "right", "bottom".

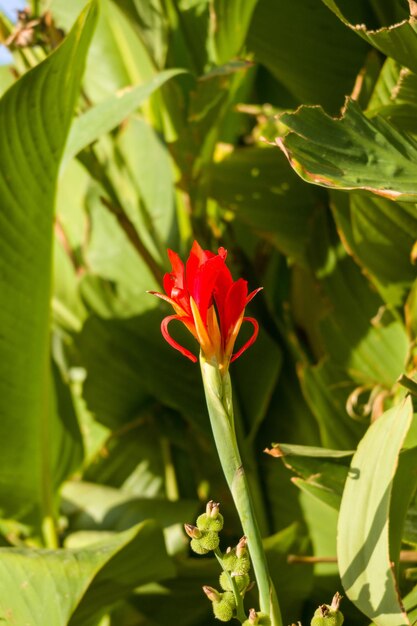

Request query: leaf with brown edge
[{"left": 276, "top": 98, "right": 417, "bottom": 202}]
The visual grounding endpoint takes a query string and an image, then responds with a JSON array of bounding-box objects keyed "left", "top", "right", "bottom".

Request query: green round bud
[
  {"left": 190, "top": 538, "right": 209, "bottom": 555},
  {"left": 209, "top": 512, "right": 224, "bottom": 531},
  {"left": 197, "top": 512, "right": 224, "bottom": 532},
  {"left": 219, "top": 570, "right": 250, "bottom": 592},
  {"left": 222, "top": 551, "right": 237, "bottom": 572},
  {"left": 199, "top": 531, "right": 220, "bottom": 551},
  {"left": 212, "top": 592, "right": 236, "bottom": 622},
  {"left": 311, "top": 605, "right": 344, "bottom": 626},
  {"left": 196, "top": 513, "right": 211, "bottom": 531},
  {"left": 233, "top": 554, "right": 251, "bottom": 575}
]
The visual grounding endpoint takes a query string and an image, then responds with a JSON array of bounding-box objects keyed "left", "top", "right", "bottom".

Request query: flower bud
[
  {"left": 242, "top": 609, "right": 271, "bottom": 625},
  {"left": 190, "top": 538, "right": 209, "bottom": 555},
  {"left": 199, "top": 530, "right": 220, "bottom": 551},
  {"left": 212, "top": 591, "right": 236, "bottom": 622},
  {"left": 222, "top": 549, "right": 237, "bottom": 572},
  {"left": 203, "top": 586, "right": 221, "bottom": 602},
  {"left": 236, "top": 536, "right": 247, "bottom": 558},
  {"left": 197, "top": 501, "right": 224, "bottom": 532},
  {"left": 184, "top": 524, "right": 202, "bottom": 539},
  {"left": 222, "top": 540, "right": 250, "bottom": 575},
  {"left": 219, "top": 570, "right": 250, "bottom": 592},
  {"left": 233, "top": 554, "right": 250, "bottom": 576},
  {"left": 311, "top": 593, "right": 344, "bottom": 626}
]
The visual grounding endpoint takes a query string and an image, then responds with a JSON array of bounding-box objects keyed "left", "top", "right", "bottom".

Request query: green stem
[
  {"left": 199, "top": 356, "right": 282, "bottom": 626},
  {"left": 214, "top": 548, "right": 246, "bottom": 623}
]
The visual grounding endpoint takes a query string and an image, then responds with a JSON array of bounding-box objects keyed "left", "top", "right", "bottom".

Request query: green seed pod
[
  {"left": 208, "top": 512, "right": 224, "bottom": 532},
  {"left": 222, "top": 550, "right": 237, "bottom": 572},
  {"left": 199, "top": 530, "right": 220, "bottom": 551},
  {"left": 196, "top": 513, "right": 211, "bottom": 531},
  {"left": 233, "top": 554, "right": 251, "bottom": 575},
  {"left": 190, "top": 538, "right": 209, "bottom": 555},
  {"left": 219, "top": 570, "right": 250, "bottom": 592},
  {"left": 197, "top": 512, "right": 224, "bottom": 532},
  {"left": 212, "top": 592, "right": 236, "bottom": 622},
  {"left": 311, "top": 593, "right": 344, "bottom": 626}
]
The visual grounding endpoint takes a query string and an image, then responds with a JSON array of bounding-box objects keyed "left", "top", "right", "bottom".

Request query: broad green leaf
[
  {"left": 206, "top": 146, "right": 320, "bottom": 263},
  {"left": 0, "top": 521, "right": 174, "bottom": 626},
  {"left": 248, "top": 0, "right": 369, "bottom": 113},
  {"left": 83, "top": 191, "right": 159, "bottom": 314},
  {"left": 322, "top": 0, "right": 417, "bottom": 75},
  {"left": 305, "top": 215, "right": 409, "bottom": 389},
  {"left": 63, "top": 69, "right": 184, "bottom": 167},
  {"left": 53, "top": 238, "right": 87, "bottom": 333},
  {"left": 170, "top": 60, "right": 252, "bottom": 179},
  {"left": 389, "top": 446, "right": 417, "bottom": 569},
  {"left": 331, "top": 191, "right": 417, "bottom": 307},
  {"left": 76, "top": 312, "right": 208, "bottom": 432},
  {"left": 116, "top": 116, "right": 176, "bottom": 249},
  {"left": 299, "top": 491, "right": 339, "bottom": 577},
  {"left": 62, "top": 480, "right": 197, "bottom": 537},
  {"left": 366, "top": 60, "right": 417, "bottom": 135},
  {"left": 51, "top": 361, "right": 84, "bottom": 490},
  {"left": 83, "top": 421, "right": 165, "bottom": 497},
  {"left": 406, "top": 278, "right": 417, "bottom": 339},
  {"left": 366, "top": 58, "right": 402, "bottom": 112},
  {"left": 127, "top": 558, "right": 220, "bottom": 626},
  {"left": 337, "top": 397, "right": 413, "bottom": 626},
  {"left": 258, "top": 351, "right": 321, "bottom": 532},
  {"left": 266, "top": 443, "right": 351, "bottom": 511},
  {"left": 114, "top": 0, "right": 168, "bottom": 69},
  {"left": 263, "top": 523, "right": 313, "bottom": 622},
  {"left": 234, "top": 327, "right": 282, "bottom": 443},
  {"left": 277, "top": 99, "right": 417, "bottom": 201},
  {"left": 48, "top": 0, "right": 155, "bottom": 101},
  {"left": 0, "top": 2, "right": 97, "bottom": 528},
  {"left": 300, "top": 360, "right": 367, "bottom": 449},
  {"left": 209, "top": 0, "right": 259, "bottom": 65}
]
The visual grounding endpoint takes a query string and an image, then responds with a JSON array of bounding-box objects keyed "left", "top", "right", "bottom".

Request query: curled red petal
[
  {"left": 230, "top": 317, "right": 259, "bottom": 363},
  {"left": 161, "top": 315, "right": 198, "bottom": 362},
  {"left": 246, "top": 286, "right": 263, "bottom": 305}
]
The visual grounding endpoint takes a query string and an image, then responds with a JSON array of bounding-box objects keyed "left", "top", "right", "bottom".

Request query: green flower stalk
[
  {"left": 150, "top": 241, "right": 282, "bottom": 625},
  {"left": 200, "top": 356, "right": 281, "bottom": 625}
]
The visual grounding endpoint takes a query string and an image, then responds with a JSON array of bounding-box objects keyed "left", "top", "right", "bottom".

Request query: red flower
[{"left": 149, "top": 241, "right": 262, "bottom": 370}]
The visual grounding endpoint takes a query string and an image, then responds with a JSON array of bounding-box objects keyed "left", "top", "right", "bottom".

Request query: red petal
[
  {"left": 230, "top": 317, "right": 259, "bottom": 362},
  {"left": 191, "top": 255, "right": 226, "bottom": 321},
  {"left": 246, "top": 287, "right": 263, "bottom": 305},
  {"left": 221, "top": 279, "right": 248, "bottom": 338},
  {"left": 161, "top": 315, "right": 198, "bottom": 362},
  {"left": 167, "top": 249, "right": 185, "bottom": 287},
  {"left": 147, "top": 290, "right": 188, "bottom": 317}
]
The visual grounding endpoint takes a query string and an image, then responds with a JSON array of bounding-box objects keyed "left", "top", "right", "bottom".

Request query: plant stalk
[{"left": 200, "top": 355, "right": 282, "bottom": 626}]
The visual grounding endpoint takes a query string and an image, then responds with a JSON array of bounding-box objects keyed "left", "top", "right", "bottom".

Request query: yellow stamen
[{"left": 190, "top": 297, "right": 215, "bottom": 359}]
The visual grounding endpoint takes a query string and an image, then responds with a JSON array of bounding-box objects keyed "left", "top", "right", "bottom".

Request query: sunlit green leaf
[
  {"left": 0, "top": 521, "right": 174, "bottom": 626},
  {"left": 277, "top": 99, "right": 417, "bottom": 201},
  {"left": 0, "top": 0, "right": 97, "bottom": 529},
  {"left": 337, "top": 397, "right": 413, "bottom": 626}
]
